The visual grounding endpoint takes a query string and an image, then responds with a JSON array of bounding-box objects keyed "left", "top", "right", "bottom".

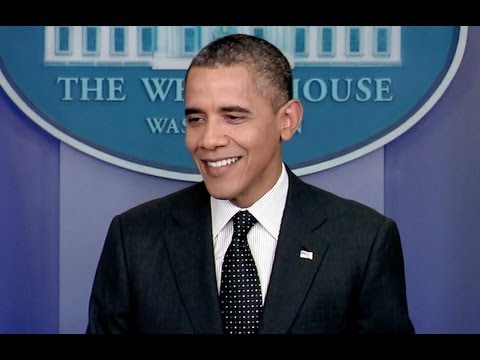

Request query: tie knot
[{"left": 232, "top": 210, "right": 257, "bottom": 234}]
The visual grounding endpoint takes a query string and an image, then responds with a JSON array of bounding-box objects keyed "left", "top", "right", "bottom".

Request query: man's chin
[{"left": 204, "top": 183, "right": 235, "bottom": 202}]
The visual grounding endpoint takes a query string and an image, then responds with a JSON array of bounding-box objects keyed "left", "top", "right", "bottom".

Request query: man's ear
[{"left": 280, "top": 100, "right": 303, "bottom": 141}]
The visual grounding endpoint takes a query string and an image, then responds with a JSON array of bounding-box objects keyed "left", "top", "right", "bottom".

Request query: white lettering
[
  {"left": 331, "top": 78, "right": 352, "bottom": 102},
  {"left": 80, "top": 77, "right": 104, "bottom": 101},
  {"left": 166, "top": 119, "right": 179, "bottom": 134},
  {"left": 295, "top": 77, "right": 394, "bottom": 103},
  {"left": 355, "top": 78, "right": 373, "bottom": 102},
  {"left": 145, "top": 117, "right": 169, "bottom": 133},
  {"left": 146, "top": 117, "right": 185, "bottom": 134},
  {"left": 107, "top": 78, "right": 127, "bottom": 101},
  {"left": 141, "top": 78, "right": 183, "bottom": 102},
  {"left": 303, "top": 79, "right": 327, "bottom": 102},
  {"left": 57, "top": 77, "right": 126, "bottom": 101},
  {"left": 374, "top": 78, "right": 393, "bottom": 102},
  {"left": 57, "top": 77, "right": 79, "bottom": 101}
]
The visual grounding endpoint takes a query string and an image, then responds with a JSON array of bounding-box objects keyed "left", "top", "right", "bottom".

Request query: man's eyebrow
[
  {"left": 185, "top": 105, "right": 252, "bottom": 117},
  {"left": 219, "top": 105, "right": 252, "bottom": 114},
  {"left": 184, "top": 107, "right": 203, "bottom": 116}
]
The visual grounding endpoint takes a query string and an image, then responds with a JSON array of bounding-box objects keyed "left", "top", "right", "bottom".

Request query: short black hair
[{"left": 185, "top": 33, "right": 293, "bottom": 111}]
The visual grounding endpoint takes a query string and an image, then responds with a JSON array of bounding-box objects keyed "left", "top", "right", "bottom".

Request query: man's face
[{"left": 185, "top": 65, "right": 285, "bottom": 208}]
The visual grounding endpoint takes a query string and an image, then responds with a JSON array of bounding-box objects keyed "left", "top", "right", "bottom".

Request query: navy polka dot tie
[{"left": 220, "top": 210, "right": 262, "bottom": 334}]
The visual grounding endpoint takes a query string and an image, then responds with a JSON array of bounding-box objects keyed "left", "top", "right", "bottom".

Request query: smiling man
[
  {"left": 87, "top": 34, "right": 415, "bottom": 334},
  {"left": 184, "top": 64, "right": 302, "bottom": 208}
]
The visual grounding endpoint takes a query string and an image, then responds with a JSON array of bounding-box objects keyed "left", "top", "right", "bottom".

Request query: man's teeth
[{"left": 207, "top": 157, "right": 239, "bottom": 168}]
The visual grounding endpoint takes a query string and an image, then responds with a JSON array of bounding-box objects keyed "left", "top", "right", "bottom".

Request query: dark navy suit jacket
[{"left": 87, "top": 168, "right": 414, "bottom": 334}]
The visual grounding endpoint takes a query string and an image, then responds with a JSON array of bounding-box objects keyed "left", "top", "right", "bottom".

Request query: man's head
[
  {"left": 184, "top": 34, "right": 303, "bottom": 208},
  {"left": 185, "top": 33, "right": 293, "bottom": 112}
]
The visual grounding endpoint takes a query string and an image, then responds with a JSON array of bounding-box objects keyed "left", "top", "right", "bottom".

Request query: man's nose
[{"left": 199, "top": 121, "right": 229, "bottom": 150}]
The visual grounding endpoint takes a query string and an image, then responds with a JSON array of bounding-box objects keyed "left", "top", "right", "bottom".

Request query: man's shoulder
[
  {"left": 293, "top": 174, "right": 386, "bottom": 223},
  {"left": 294, "top": 179, "right": 395, "bottom": 247},
  {"left": 119, "top": 181, "right": 208, "bottom": 220}
]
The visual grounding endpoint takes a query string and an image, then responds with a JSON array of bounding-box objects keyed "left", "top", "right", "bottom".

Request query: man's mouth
[{"left": 206, "top": 157, "right": 240, "bottom": 168}]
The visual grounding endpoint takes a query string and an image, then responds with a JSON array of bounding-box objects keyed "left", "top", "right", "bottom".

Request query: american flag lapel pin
[{"left": 299, "top": 249, "right": 314, "bottom": 260}]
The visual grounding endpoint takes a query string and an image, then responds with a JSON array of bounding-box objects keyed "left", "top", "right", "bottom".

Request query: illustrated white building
[{"left": 44, "top": 26, "right": 402, "bottom": 69}]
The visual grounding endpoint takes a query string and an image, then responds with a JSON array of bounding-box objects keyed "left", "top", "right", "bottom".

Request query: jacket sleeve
[
  {"left": 356, "top": 217, "right": 415, "bottom": 334},
  {"left": 86, "top": 215, "right": 132, "bottom": 334}
]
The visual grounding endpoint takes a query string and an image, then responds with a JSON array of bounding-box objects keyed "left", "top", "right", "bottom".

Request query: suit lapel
[
  {"left": 259, "top": 170, "right": 330, "bottom": 334},
  {"left": 162, "top": 183, "right": 223, "bottom": 334},
  {"left": 161, "top": 171, "right": 331, "bottom": 334}
]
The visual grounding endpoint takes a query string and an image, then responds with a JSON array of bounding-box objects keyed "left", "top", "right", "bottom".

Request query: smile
[{"left": 206, "top": 157, "right": 240, "bottom": 168}]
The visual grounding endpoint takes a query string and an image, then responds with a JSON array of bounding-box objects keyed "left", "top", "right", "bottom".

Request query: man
[{"left": 87, "top": 33, "right": 414, "bottom": 334}]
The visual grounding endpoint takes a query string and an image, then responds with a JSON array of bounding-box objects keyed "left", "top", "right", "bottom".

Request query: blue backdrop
[{"left": 1, "top": 27, "right": 479, "bottom": 334}]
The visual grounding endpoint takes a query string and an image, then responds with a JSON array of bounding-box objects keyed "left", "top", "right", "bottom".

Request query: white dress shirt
[{"left": 210, "top": 163, "right": 289, "bottom": 304}]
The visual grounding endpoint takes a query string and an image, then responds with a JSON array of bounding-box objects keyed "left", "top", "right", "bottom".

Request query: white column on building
[
  {"left": 166, "top": 26, "right": 179, "bottom": 57},
  {"left": 270, "top": 26, "right": 279, "bottom": 49},
  {"left": 99, "top": 26, "right": 109, "bottom": 60},
  {"left": 391, "top": 26, "right": 402, "bottom": 62},
  {"left": 309, "top": 26, "right": 318, "bottom": 61},
  {"left": 156, "top": 26, "right": 167, "bottom": 58},
  {"left": 200, "top": 26, "right": 211, "bottom": 48},
  {"left": 263, "top": 26, "right": 272, "bottom": 44},
  {"left": 44, "top": 26, "right": 54, "bottom": 62},
  {"left": 336, "top": 26, "right": 346, "bottom": 61},
  {"left": 128, "top": 26, "right": 137, "bottom": 60},
  {"left": 277, "top": 26, "right": 288, "bottom": 52},
  {"left": 363, "top": 26, "right": 373, "bottom": 59},
  {"left": 282, "top": 27, "right": 295, "bottom": 69},
  {"left": 236, "top": 26, "right": 250, "bottom": 36},
  {"left": 71, "top": 26, "right": 82, "bottom": 60}
]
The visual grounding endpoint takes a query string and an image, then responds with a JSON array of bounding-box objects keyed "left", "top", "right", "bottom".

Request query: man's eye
[
  {"left": 187, "top": 117, "right": 203, "bottom": 124},
  {"left": 225, "top": 115, "right": 244, "bottom": 122}
]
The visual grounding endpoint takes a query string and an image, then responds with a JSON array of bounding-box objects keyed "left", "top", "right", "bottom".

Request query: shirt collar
[{"left": 211, "top": 163, "right": 289, "bottom": 239}]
